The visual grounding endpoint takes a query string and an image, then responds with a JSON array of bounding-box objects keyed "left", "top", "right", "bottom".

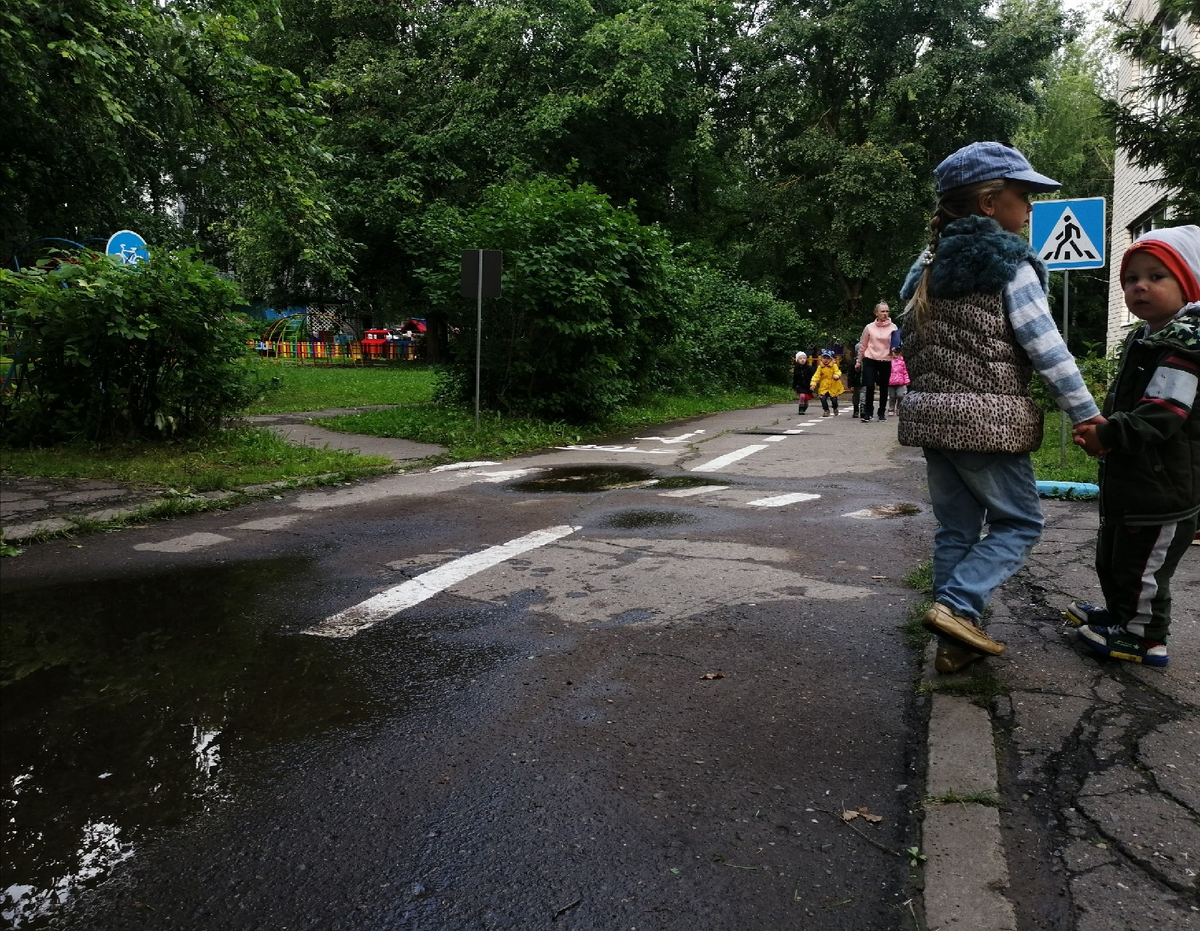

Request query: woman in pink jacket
[{"left": 855, "top": 302, "right": 899, "bottom": 422}]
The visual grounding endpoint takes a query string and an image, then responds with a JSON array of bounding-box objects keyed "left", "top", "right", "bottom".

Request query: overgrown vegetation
[
  {"left": 1, "top": 250, "right": 260, "bottom": 445},
  {"left": 409, "top": 177, "right": 815, "bottom": 421}
]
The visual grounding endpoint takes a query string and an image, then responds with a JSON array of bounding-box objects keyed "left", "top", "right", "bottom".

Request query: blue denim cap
[{"left": 934, "top": 142, "right": 1061, "bottom": 195}]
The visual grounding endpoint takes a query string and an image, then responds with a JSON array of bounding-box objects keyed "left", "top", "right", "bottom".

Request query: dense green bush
[
  {"left": 412, "top": 176, "right": 676, "bottom": 421},
  {"left": 660, "top": 266, "right": 817, "bottom": 394},
  {"left": 412, "top": 176, "right": 811, "bottom": 421},
  {"left": 0, "top": 250, "right": 259, "bottom": 445}
]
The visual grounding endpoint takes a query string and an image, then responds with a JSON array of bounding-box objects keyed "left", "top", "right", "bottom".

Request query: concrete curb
[{"left": 922, "top": 646, "right": 1016, "bottom": 931}]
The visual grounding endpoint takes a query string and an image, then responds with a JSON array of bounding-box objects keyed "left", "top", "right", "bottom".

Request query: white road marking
[
  {"left": 430, "top": 461, "right": 499, "bottom": 472},
  {"left": 476, "top": 468, "right": 545, "bottom": 482},
  {"left": 555, "top": 444, "right": 674, "bottom": 454},
  {"left": 658, "top": 485, "right": 729, "bottom": 497},
  {"left": 691, "top": 445, "right": 767, "bottom": 472},
  {"left": 133, "top": 533, "right": 232, "bottom": 553},
  {"left": 632, "top": 430, "right": 707, "bottom": 444},
  {"left": 844, "top": 507, "right": 899, "bottom": 519},
  {"left": 229, "top": 516, "right": 304, "bottom": 531},
  {"left": 764, "top": 435, "right": 786, "bottom": 442},
  {"left": 747, "top": 493, "right": 821, "bottom": 507},
  {"left": 783, "top": 429, "right": 806, "bottom": 434},
  {"left": 304, "top": 524, "right": 582, "bottom": 638}
]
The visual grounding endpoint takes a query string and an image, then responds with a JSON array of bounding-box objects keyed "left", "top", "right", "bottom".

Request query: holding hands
[{"left": 1073, "top": 415, "right": 1108, "bottom": 458}]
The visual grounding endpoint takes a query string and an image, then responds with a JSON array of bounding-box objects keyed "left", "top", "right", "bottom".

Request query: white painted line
[
  {"left": 658, "top": 485, "right": 729, "bottom": 497},
  {"left": 632, "top": 429, "right": 707, "bottom": 444},
  {"left": 747, "top": 492, "right": 821, "bottom": 507},
  {"left": 133, "top": 533, "right": 232, "bottom": 553},
  {"left": 555, "top": 444, "right": 674, "bottom": 454},
  {"left": 431, "top": 461, "right": 499, "bottom": 472},
  {"left": 692, "top": 445, "right": 768, "bottom": 472},
  {"left": 783, "top": 429, "right": 806, "bottom": 435},
  {"left": 304, "top": 524, "right": 581, "bottom": 638},
  {"left": 764, "top": 435, "right": 786, "bottom": 442},
  {"left": 476, "top": 468, "right": 545, "bottom": 482},
  {"left": 229, "top": 516, "right": 304, "bottom": 531}
]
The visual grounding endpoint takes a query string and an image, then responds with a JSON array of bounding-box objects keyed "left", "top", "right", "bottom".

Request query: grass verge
[
  {"left": 1031, "top": 415, "right": 1099, "bottom": 484},
  {"left": 0, "top": 427, "right": 394, "bottom": 491},
  {"left": 321, "top": 386, "right": 794, "bottom": 463},
  {"left": 244, "top": 359, "right": 436, "bottom": 413},
  {"left": 0, "top": 364, "right": 792, "bottom": 542}
]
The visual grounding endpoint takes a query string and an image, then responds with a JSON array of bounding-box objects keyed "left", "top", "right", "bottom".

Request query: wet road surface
[{"left": 3, "top": 407, "right": 933, "bottom": 929}]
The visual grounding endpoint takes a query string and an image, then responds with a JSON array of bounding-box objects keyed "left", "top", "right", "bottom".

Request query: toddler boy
[{"left": 1070, "top": 225, "right": 1200, "bottom": 666}]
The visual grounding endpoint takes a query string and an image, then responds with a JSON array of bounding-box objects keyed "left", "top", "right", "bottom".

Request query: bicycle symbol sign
[
  {"left": 105, "top": 229, "right": 150, "bottom": 266},
  {"left": 1030, "top": 198, "right": 1106, "bottom": 271}
]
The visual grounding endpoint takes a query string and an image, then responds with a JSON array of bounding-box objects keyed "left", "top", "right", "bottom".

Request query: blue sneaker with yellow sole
[
  {"left": 1065, "top": 601, "right": 1111, "bottom": 627},
  {"left": 1078, "top": 624, "right": 1169, "bottom": 667}
]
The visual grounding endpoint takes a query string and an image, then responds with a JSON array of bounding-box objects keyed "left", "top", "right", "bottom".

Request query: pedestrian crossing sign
[{"left": 1030, "top": 198, "right": 1106, "bottom": 270}]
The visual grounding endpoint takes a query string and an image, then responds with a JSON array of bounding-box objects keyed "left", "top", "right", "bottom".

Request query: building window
[
  {"left": 1130, "top": 206, "right": 1167, "bottom": 241},
  {"left": 1122, "top": 204, "right": 1170, "bottom": 325}
]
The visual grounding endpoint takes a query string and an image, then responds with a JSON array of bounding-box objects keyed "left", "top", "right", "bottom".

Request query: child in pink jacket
[{"left": 888, "top": 349, "right": 910, "bottom": 416}]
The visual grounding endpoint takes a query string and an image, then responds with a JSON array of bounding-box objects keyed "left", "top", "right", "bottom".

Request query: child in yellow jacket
[{"left": 810, "top": 350, "right": 845, "bottom": 417}]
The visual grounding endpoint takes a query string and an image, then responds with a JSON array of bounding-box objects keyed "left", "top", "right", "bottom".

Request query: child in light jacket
[{"left": 809, "top": 350, "right": 844, "bottom": 417}]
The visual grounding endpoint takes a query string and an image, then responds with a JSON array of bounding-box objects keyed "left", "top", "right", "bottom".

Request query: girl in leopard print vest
[{"left": 895, "top": 142, "right": 1102, "bottom": 675}]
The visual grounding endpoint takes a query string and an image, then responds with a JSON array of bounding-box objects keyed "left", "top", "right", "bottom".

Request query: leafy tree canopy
[{"left": 0, "top": 0, "right": 347, "bottom": 298}]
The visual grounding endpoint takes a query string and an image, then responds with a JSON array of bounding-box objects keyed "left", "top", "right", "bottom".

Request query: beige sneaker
[
  {"left": 922, "top": 602, "right": 1005, "bottom": 655},
  {"left": 935, "top": 645, "right": 984, "bottom": 673}
]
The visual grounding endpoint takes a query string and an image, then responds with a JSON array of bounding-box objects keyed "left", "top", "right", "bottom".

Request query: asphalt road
[{"left": 2, "top": 402, "right": 1196, "bottom": 931}]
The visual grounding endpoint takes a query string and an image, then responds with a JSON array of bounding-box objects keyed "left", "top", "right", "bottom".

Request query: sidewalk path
[
  {"left": 0, "top": 408, "right": 446, "bottom": 543},
  {"left": 921, "top": 495, "right": 1199, "bottom": 931}
]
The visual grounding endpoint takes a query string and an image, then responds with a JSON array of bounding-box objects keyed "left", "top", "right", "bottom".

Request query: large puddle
[
  {"left": 510, "top": 465, "right": 728, "bottom": 494},
  {"left": 0, "top": 558, "right": 494, "bottom": 928}
]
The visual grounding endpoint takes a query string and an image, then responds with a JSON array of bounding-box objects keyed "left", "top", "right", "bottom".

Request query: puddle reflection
[{"left": 0, "top": 557, "right": 485, "bottom": 928}]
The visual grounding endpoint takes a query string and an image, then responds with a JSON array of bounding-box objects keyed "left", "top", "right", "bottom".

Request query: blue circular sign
[{"left": 105, "top": 229, "right": 149, "bottom": 265}]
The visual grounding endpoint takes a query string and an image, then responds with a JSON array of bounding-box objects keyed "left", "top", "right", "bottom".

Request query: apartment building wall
[{"left": 1105, "top": 0, "right": 1197, "bottom": 349}]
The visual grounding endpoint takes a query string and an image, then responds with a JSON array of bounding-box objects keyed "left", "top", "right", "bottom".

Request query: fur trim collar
[{"left": 900, "top": 216, "right": 1047, "bottom": 301}]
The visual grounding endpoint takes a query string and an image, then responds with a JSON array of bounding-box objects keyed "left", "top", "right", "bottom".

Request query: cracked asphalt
[{"left": 2, "top": 408, "right": 1197, "bottom": 930}]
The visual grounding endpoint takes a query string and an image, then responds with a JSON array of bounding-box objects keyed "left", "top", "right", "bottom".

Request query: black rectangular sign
[{"left": 460, "top": 250, "right": 502, "bottom": 298}]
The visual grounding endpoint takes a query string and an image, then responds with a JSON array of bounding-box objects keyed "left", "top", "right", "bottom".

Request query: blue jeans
[{"left": 924, "top": 448, "right": 1045, "bottom": 623}]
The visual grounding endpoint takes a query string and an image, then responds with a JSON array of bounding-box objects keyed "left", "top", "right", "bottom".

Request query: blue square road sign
[{"left": 1030, "top": 198, "right": 1106, "bottom": 271}]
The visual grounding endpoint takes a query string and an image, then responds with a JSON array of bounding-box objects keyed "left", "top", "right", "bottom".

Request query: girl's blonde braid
[{"left": 906, "top": 215, "right": 942, "bottom": 333}]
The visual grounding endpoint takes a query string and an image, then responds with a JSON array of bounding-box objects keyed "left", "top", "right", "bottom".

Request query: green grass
[
  {"left": 1031, "top": 415, "right": 1100, "bottom": 484},
  {"left": 3, "top": 358, "right": 1097, "bottom": 495},
  {"left": 320, "top": 384, "right": 794, "bottom": 462},
  {"left": 919, "top": 671, "right": 1009, "bottom": 706},
  {"left": 244, "top": 359, "right": 437, "bottom": 413},
  {"left": 1, "top": 362, "right": 793, "bottom": 489},
  {"left": 0, "top": 427, "right": 394, "bottom": 491}
]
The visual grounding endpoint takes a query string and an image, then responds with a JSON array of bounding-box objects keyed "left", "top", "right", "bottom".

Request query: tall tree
[
  {"left": 1102, "top": 0, "right": 1200, "bottom": 224},
  {"left": 252, "top": 0, "right": 751, "bottom": 321},
  {"left": 0, "top": 0, "right": 346, "bottom": 296},
  {"left": 733, "top": 0, "right": 1074, "bottom": 326},
  {"left": 1016, "top": 36, "right": 1116, "bottom": 353}
]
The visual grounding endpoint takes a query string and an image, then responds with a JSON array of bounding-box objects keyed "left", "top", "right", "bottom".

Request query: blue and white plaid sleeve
[{"left": 1004, "top": 261, "right": 1101, "bottom": 424}]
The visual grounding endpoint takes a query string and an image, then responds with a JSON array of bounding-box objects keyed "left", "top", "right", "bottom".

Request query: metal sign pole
[
  {"left": 1060, "top": 270, "right": 1070, "bottom": 467},
  {"left": 475, "top": 251, "right": 483, "bottom": 430}
]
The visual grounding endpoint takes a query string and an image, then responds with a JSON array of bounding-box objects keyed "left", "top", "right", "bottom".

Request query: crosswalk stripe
[{"left": 304, "top": 524, "right": 581, "bottom": 638}]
